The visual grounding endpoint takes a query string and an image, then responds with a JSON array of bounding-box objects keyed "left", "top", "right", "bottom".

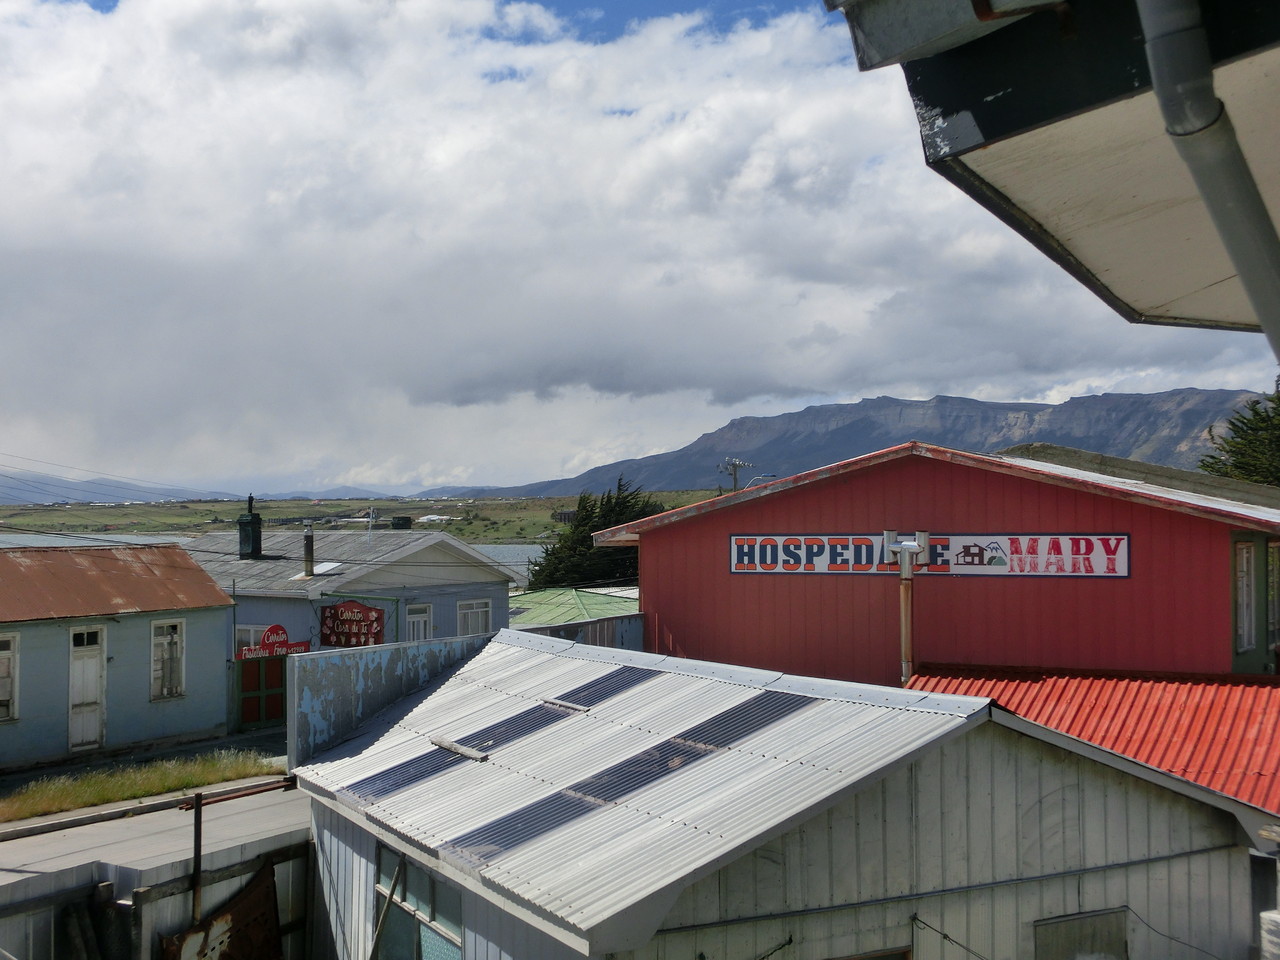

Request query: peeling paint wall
[{"left": 286, "top": 635, "right": 488, "bottom": 768}]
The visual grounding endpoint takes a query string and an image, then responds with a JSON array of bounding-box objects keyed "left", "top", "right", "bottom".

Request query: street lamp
[{"left": 744, "top": 475, "right": 776, "bottom": 488}]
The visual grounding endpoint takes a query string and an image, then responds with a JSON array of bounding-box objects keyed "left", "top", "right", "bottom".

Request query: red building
[{"left": 594, "top": 442, "right": 1280, "bottom": 688}]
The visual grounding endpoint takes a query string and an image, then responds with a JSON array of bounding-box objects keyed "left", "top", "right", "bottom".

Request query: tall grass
[{"left": 0, "top": 749, "right": 285, "bottom": 822}]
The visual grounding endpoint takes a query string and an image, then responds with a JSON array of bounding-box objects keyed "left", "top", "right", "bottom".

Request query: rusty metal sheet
[
  {"left": 159, "top": 862, "right": 284, "bottom": 960},
  {"left": 0, "top": 545, "right": 231, "bottom": 623}
]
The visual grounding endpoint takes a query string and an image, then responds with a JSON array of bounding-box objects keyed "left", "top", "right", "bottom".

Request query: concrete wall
[{"left": 287, "top": 635, "right": 489, "bottom": 768}]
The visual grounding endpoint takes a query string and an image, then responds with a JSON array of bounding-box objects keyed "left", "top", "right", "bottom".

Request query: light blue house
[
  {"left": 187, "top": 525, "right": 519, "bottom": 730},
  {"left": 0, "top": 544, "right": 234, "bottom": 770}
]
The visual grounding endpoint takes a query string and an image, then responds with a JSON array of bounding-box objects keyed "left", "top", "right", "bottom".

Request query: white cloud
[{"left": 0, "top": 0, "right": 1272, "bottom": 493}]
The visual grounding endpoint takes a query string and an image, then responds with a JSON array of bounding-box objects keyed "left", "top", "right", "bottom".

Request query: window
[
  {"left": 151, "top": 621, "right": 184, "bottom": 700},
  {"left": 407, "top": 604, "right": 433, "bottom": 643},
  {"left": 456, "top": 599, "right": 490, "bottom": 637},
  {"left": 236, "top": 624, "right": 268, "bottom": 657},
  {"left": 1269, "top": 540, "right": 1280, "bottom": 652},
  {"left": 0, "top": 633, "right": 16, "bottom": 720},
  {"left": 374, "top": 846, "right": 462, "bottom": 960},
  {"left": 1034, "top": 908, "right": 1127, "bottom": 959},
  {"left": 1237, "top": 540, "right": 1258, "bottom": 653},
  {"left": 72, "top": 628, "right": 102, "bottom": 648}
]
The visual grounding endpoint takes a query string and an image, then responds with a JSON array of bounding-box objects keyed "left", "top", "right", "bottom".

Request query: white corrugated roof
[
  {"left": 295, "top": 630, "right": 990, "bottom": 953},
  {"left": 1000, "top": 455, "right": 1280, "bottom": 527}
]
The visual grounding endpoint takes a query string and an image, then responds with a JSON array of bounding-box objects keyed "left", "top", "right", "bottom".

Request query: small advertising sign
[
  {"left": 730, "top": 533, "right": 1129, "bottom": 577},
  {"left": 236, "top": 624, "right": 310, "bottom": 660},
  {"left": 320, "top": 600, "right": 386, "bottom": 647}
]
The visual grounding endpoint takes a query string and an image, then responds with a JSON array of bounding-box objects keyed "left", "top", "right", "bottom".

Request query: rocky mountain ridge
[{"left": 422, "top": 388, "right": 1261, "bottom": 497}]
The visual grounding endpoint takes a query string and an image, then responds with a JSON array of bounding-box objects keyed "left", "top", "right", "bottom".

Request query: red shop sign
[{"left": 320, "top": 600, "right": 386, "bottom": 648}]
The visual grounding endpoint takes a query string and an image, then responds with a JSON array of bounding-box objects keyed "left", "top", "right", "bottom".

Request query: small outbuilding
[
  {"left": 295, "top": 630, "right": 1272, "bottom": 960},
  {"left": 594, "top": 442, "right": 1280, "bottom": 686},
  {"left": 0, "top": 544, "right": 233, "bottom": 769}
]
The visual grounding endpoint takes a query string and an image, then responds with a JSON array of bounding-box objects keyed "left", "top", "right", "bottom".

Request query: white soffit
[{"left": 957, "top": 50, "right": 1280, "bottom": 331}]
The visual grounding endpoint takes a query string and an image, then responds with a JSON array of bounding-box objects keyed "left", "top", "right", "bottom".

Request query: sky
[{"left": 2, "top": 0, "right": 1275, "bottom": 496}]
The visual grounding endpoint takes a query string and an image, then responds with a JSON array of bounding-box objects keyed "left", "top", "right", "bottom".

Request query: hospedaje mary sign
[
  {"left": 731, "top": 534, "right": 1129, "bottom": 577},
  {"left": 320, "top": 599, "right": 386, "bottom": 647}
]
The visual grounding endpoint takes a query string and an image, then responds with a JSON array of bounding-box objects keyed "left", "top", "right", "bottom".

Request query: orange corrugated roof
[
  {"left": 0, "top": 545, "right": 232, "bottom": 622},
  {"left": 910, "top": 666, "right": 1280, "bottom": 814}
]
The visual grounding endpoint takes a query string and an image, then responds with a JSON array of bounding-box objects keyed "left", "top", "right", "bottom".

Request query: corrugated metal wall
[
  {"left": 641, "top": 457, "right": 1234, "bottom": 686},
  {"left": 621, "top": 722, "right": 1253, "bottom": 960},
  {"left": 310, "top": 802, "right": 586, "bottom": 960}
]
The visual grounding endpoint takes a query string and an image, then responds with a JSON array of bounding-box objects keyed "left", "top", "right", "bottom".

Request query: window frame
[
  {"left": 373, "top": 846, "right": 462, "bottom": 959},
  {"left": 1236, "top": 540, "right": 1257, "bottom": 653},
  {"left": 236, "top": 624, "right": 270, "bottom": 657},
  {"left": 151, "top": 619, "right": 186, "bottom": 701},
  {"left": 456, "top": 599, "right": 491, "bottom": 637},
  {"left": 0, "top": 632, "right": 17, "bottom": 721},
  {"left": 407, "top": 604, "right": 433, "bottom": 643}
]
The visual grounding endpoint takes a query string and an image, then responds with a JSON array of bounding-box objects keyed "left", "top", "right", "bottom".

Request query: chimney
[
  {"left": 238, "top": 494, "right": 263, "bottom": 560},
  {"left": 304, "top": 520, "right": 315, "bottom": 577}
]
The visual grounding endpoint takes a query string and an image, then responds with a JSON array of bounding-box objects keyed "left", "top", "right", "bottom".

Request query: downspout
[{"left": 1135, "top": 0, "right": 1280, "bottom": 360}]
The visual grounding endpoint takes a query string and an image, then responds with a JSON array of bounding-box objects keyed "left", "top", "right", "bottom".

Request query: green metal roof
[{"left": 508, "top": 587, "right": 638, "bottom": 627}]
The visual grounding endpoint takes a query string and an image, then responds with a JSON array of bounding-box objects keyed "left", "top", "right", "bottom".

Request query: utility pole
[{"left": 719, "top": 457, "right": 754, "bottom": 492}]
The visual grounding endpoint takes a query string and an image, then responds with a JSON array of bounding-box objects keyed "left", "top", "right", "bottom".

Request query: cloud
[{"left": 0, "top": 0, "right": 1272, "bottom": 491}]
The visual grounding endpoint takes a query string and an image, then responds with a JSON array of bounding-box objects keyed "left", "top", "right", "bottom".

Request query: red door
[{"left": 239, "top": 656, "right": 286, "bottom": 728}]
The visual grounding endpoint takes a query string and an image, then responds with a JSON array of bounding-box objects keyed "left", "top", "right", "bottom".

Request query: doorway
[
  {"left": 239, "top": 656, "right": 286, "bottom": 728},
  {"left": 69, "top": 626, "right": 104, "bottom": 750}
]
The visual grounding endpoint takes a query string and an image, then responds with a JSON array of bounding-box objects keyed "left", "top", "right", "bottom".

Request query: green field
[{"left": 0, "top": 490, "right": 718, "bottom": 544}]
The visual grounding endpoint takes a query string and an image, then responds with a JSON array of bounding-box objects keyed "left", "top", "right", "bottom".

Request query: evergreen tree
[
  {"left": 528, "top": 478, "right": 666, "bottom": 589},
  {"left": 1199, "top": 385, "right": 1280, "bottom": 486}
]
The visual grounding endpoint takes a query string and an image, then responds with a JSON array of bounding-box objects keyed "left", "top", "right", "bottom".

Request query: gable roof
[
  {"left": 594, "top": 441, "right": 1280, "bottom": 545},
  {"left": 0, "top": 545, "right": 232, "bottom": 623},
  {"left": 295, "top": 630, "right": 1272, "bottom": 954},
  {"left": 185, "top": 530, "right": 520, "bottom": 599},
  {"left": 910, "top": 666, "right": 1280, "bottom": 815},
  {"left": 508, "top": 587, "right": 639, "bottom": 627}
]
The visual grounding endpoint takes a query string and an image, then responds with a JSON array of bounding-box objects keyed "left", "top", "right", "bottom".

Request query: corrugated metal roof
[
  {"left": 0, "top": 534, "right": 193, "bottom": 549},
  {"left": 910, "top": 667, "right": 1280, "bottom": 814},
  {"left": 508, "top": 587, "right": 639, "bottom": 627},
  {"left": 185, "top": 530, "right": 519, "bottom": 598},
  {"left": 0, "top": 545, "right": 232, "bottom": 623},
  {"left": 296, "top": 630, "right": 991, "bottom": 952},
  {"left": 594, "top": 441, "right": 1280, "bottom": 545}
]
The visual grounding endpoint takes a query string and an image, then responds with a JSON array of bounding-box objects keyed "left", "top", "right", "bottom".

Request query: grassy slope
[{"left": 0, "top": 491, "right": 718, "bottom": 542}]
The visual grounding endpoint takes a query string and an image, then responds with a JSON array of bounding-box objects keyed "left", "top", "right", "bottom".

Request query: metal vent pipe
[{"left": 1136, "top": 0, "right": 1280, "bottom": 360}]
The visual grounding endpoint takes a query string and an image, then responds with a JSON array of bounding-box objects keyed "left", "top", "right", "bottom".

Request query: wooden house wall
[
  {"left": 639, "top": 456, "right": 1234, "bottom": 686},
  {"left": 622, "top": 722, "right": 1253, "bottom": 960}
]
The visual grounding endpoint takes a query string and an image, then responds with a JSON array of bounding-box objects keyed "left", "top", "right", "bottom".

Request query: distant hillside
[
  {"left": 421, "top": 388, "right": 1261, "bottom": 497},
  {"left": 0, "top": 472, "right": 241, "bottom": 507}
]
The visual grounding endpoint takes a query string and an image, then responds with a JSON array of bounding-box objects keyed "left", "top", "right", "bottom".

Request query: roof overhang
[{"left": 831, "top": 0, "right": 1280, "bottom": 335}]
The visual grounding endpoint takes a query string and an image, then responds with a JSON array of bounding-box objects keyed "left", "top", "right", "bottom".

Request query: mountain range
[
  {"left": 0, "top": 388, "right": 1259, "bottom": 505},
  {"left": 418, "top": 388, "right": 1262, "bottom": 497}
]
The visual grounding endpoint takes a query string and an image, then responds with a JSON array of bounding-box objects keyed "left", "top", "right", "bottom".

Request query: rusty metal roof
[
  {"left": 910, "top": 666, "right": 1280, "bottom": 815},
  {"left": 0, "top": 545, "right": 233, "bottom": 623},
  {"left": 594, "top": 441, "right": 1280, "bottom": 545}
]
